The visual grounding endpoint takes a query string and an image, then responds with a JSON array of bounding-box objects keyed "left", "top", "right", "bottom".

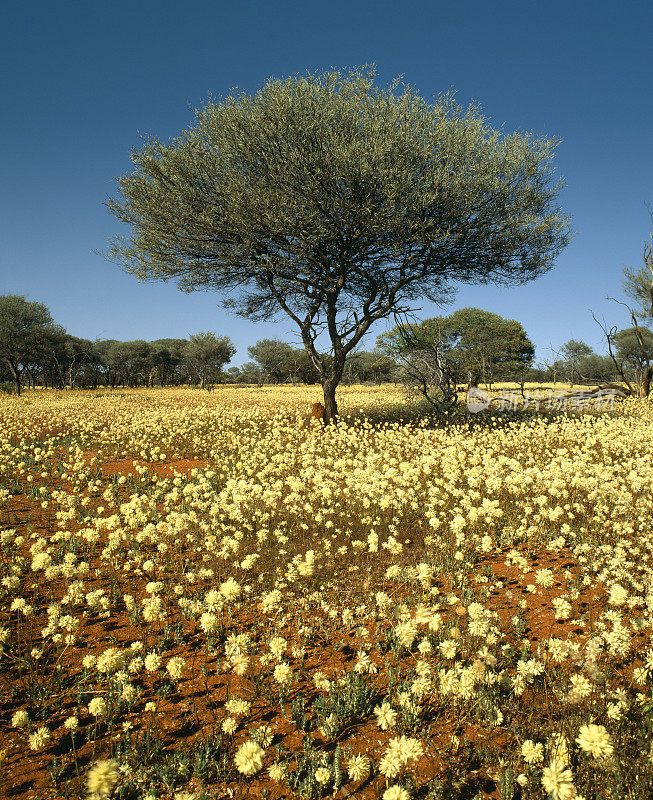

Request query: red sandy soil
[
  {"left": 105, "top": 459, "right": 208, "bottom": 478},
  {"left": 0, "top": 454, "right": 639, "bottom": 800}
]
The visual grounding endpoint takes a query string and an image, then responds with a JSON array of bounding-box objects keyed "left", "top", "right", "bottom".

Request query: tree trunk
[
  {"left": 322, "top": 377, "right": 338, "bottom": 424},
  {"left": 5, "top": 360, "right": 21, "bottom": 396},
  {"left": 642, "top": 365, "right": 653, "bottom": 398},
  {"left": 321, "top": 360, "right": 345, "bottom": 424}
]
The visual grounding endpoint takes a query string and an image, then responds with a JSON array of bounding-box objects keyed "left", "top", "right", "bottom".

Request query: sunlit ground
[{"left": 1, "top": 386, "right": 651, "bottom": 800}]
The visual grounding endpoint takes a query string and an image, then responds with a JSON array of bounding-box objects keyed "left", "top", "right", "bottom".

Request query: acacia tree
[
  {"left": 591, "top": 220, "right": 653, "bottom": 399},
  {"left": 379, "top": 318, "right": 460, "bottom": 417},
  {"left": 622, "top": 226, "right": 653, "bottom": 320},
  {"left": 592, "top": 301, "right": 653, "bottom": 398},
  {"left": 47, "top": 332, "right": 98, "bottom": 389},
  {"left": 344, "top": 350, "right": 397, "bottom": 384},
  {"left": 560, "top": 339, "right": 593, "bottom": 385},
  {"left": 248, "top": 339, "right": 319, "bottom": 384},
  {"left": 0, "top": 294, "right": 57, "bottom": 395},
  {"left": 183, "top": 332, "right": 235, "bottom": 389},
  {"left": 107, "top": 66, "right": 571, "bottom": 422},
  {"left": 151, "top": 339, "right": 188, "bottom": 386},
  {"left": 379, "top": 308, "right": 535, "bottom": 389},
  {"left": 247, "top": 339, "right": 297, "bottom": 384}
]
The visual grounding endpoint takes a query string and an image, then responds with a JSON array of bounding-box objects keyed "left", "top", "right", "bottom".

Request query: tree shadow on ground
[{"left": 339, "top": 393, "right": 617, "bottom": 432}]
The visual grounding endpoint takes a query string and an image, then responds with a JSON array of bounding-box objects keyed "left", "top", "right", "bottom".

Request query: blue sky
[{"left": 1, "top": 0, "right": 651, "bottom": 365}]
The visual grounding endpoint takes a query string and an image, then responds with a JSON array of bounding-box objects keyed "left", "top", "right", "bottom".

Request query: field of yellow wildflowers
[{"left": 1, "top": 386, "right": 652, "bottom": 800}]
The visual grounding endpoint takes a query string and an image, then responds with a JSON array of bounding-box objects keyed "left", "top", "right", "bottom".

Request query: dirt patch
[{"left": 97, "top": 458, "right": 209, "bottom": 478}]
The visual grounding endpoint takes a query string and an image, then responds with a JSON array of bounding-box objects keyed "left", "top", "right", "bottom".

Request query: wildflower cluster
[{"left": 0, "top": 386, "right": 652, "bottom": 798}]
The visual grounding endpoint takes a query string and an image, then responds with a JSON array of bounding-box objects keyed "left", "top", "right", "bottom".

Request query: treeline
[
  {"left": 0, "top": 295, "right": 237, "bottom": 394},
  {"left": 379, "top": 309, "right": 629, "bottom": 390},
  {"left": 0, "top": 295, "right": 396, "bottom": 394},
  {"left": 2, "top": 294, "right": 648, "bottom": 396},
  {"left": 530, "top": 335, "right": 653, "bottom": 387},
  {"left": 239, "top": 340, "right": 397, "bottom": 386}
]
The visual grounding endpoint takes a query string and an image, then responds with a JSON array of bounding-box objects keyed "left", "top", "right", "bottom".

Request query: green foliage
[
  {"left": 291, "top": 695, "right": 312, "bottom": 732},
  {"left": 314, "top": 670, "right": 377, "bottom": 739},
  {"left": 184, "top": 331, "right": 236, "bottom": 388},
  {"left": 344, "top": 350, "right": 398, "bottom": 384},
  {"left": 113, "top": 728, "right": 233, "bottom": 798},
  {"left": 0, "top": 294, "right": 57, "bottom": 395},
  {"left": 552, "top": 341, "right": 622, "bottom": 387},
  {"left": 498, "top": 765, "right": 515, "bottom": 800},
  {"left": 622, "top": 228, "right": 653, "bottom": 320},
  {"left": 561, "top": 338, "right": 593, "bottom": 364},
  {"left": 333, "top": 744, "right": 343, "bottom": 789},
  {"left": 93, "top": 334, "right": 235, "bottom": 389},
  {"left": 379, "top": 307, "right": 535, "bottom": 387},
  {"left": 285, "top": 739, "right": 333, "bottom": 799},
  {"left": 613, "top": 326, "right": 653, "bottom": 370},
  {"left": 248, "top": 338, "right": 319, "bottom": 384},
  {"left": 0, "top": 303, "right": 238, "bottom": 391},
  {"left": 575, "top": 352, "right": 615, "bottom": 382},
  {"left": 109, "top": 340, "right": 153, "bottom": 386},
  {"left": 107, "top": 65, "right": 570, "bottom": 419}
]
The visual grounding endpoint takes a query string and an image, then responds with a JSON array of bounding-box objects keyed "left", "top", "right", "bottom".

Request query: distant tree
[
  {"left": 107, "top": 66, "right": 570, "bottom": 422},
  {"left": 94, "top": 340, "right": 120, "bottom": 387},
  {"left": 379, "top": 308, "right": 535, "bottom": 390},
  {"left": 238, "top": 361, "right": 265, "bottom": 385},
  {"left": 560, "top": 339, "right": 593, "bottom": 384},
  {"left": 525, "top": 365, "right": 552, "bottom": 383},
  {"left": 613, "top": 326, "right": 653, "bottom": 389},
  {"left": 248, "top": 339, "right": 296, "bottom": 383},
  {"left": 576, "top": 353, "right": 615, "bottom": 383},
  {"left": 593, "top": 300, "right": 653, "bottom": 398},
  {"left": 248, "top": 339, "right": 319, "bottom": 384},
  {"left": 287, "top": 348, "right": 321, "bottom": 384},
  {"left": 0, "top": 359, "right": 11, "bottom": 389},
  {"left": 546, "top": 342, "right": 614, "bottom": 386},
  {"left": 538, "top": 345, "right": 565, "bottom": 386},
  {"left": 29, "top": 323, "right": 66, "bottom": 389},
  {"left": 183, "top": 332, "right": 235, "bottom": 389},
  {"left": 345, "top": 350, "right": 397, "bottom": 384},
  {"left": 150, "top": 339, "right": 188, "bottom": 386},
  {"left": 0, "top": 295, "right": 57, "bottom": 395},
  {"left": 591, "top": 219, "right": 653, "bottom": 398},
  {"left": 108, "top": 341, "right": 153, "bottom": 387},
  {"left": 377, "top": 319, "right": 459, "bottom": 416},
  {"left": 622, "top": 223, "right": 653, "bottom": 320},
  {"left": 49, "top": 334, "right": 99, "bottom": 389}
]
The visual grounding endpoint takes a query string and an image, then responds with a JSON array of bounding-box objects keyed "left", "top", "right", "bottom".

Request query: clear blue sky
[{"left": 2, "top": 0, "right": 651, "bottom": 365}]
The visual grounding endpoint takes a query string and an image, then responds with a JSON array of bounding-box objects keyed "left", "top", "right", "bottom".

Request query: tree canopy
[
  {"left": 0, "top": 295, "right": 57, "bottom": 395},
  {"left": 184, "top": 332, "right": 236, "bottom": 389},
  {"left": 379, "top": 307, "right": 535, "bottom": 388},
  {"left": 560, "top": 339, "right": 593, "bottom": 383},
  {"left": 107, "top": 66, "right": 571, "bottom": 420},
  {"left": 0, "top": 302, "right": 236, "bottom": 393},
  {"left": 622, "top": 226, "right": 653, "bottom": 320},
  {"left": 247, "top": 339, "right": 319, "bottom": 384},
  {"left": 613, "top": 326, "right": 653, "bottom": 372}
]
